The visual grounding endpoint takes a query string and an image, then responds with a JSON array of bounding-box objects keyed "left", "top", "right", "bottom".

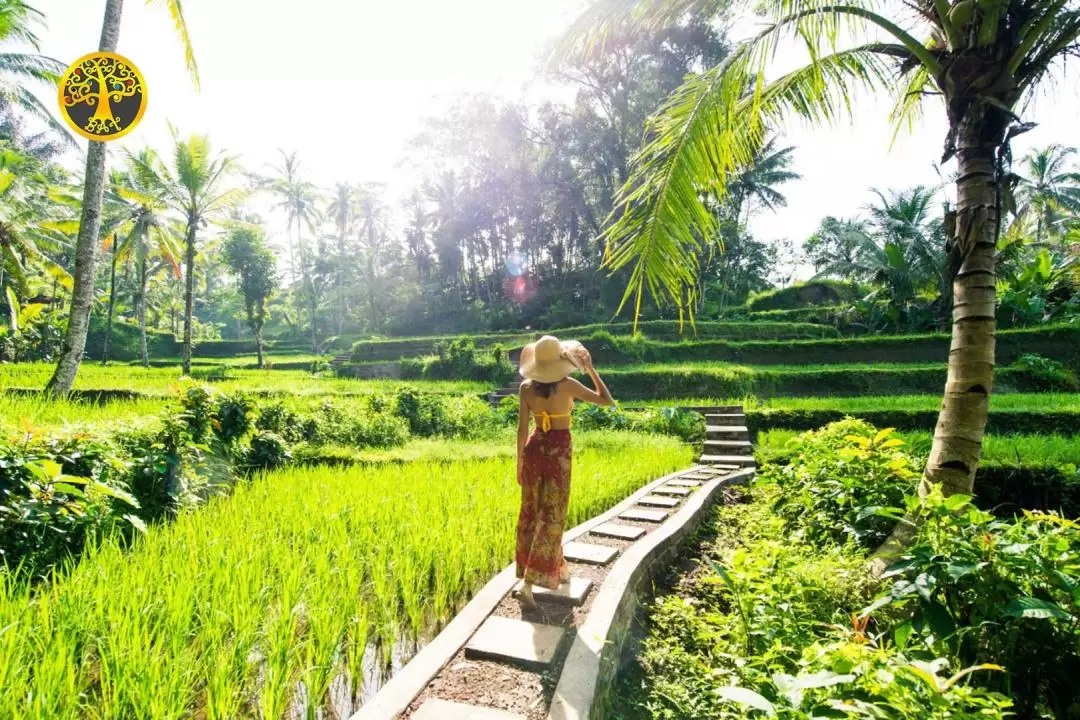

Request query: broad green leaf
[
  {"left": 873, "top": 427, "right": 896, "bottom": 444},
  {"left": 124, "top": 514, "right": 148, "bottom": 534},
  {"left": 893, "top": 621, "right": 914, "bottom": 651},
  {"left": 943, "top": 494, "right": 973, "bottom": 511},
  {"left": 1003, "top": 597, "right": 1075, "bottom": 621},
  {"left": 715, "top": 686, "right": 776, "bottom": 715}
]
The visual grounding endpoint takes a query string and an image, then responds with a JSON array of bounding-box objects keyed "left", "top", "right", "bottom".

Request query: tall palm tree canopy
[
  {"left": 0, "top": 0, "right": 69, "bottom": 142},
  {"left": 1016, "top": 144, "right": 1080, "bottom": 240},
  {"left": 560, "top": 0, "right": 1080, "bottom": 321}
]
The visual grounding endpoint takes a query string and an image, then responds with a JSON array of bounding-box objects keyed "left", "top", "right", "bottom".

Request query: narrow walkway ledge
[
  {"left": 349, "top": 465, "right": 712, "bottom": 720},
  {"left": 547, "top": 467, "right": 755, "bottom": 720}
]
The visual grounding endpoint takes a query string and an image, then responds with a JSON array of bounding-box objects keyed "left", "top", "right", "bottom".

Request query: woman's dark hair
[{"left": 527, "top": 380, "right": 560, "bottom": 398}]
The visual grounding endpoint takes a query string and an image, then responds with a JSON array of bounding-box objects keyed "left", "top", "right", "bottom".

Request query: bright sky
[{"left": 25, "top": 0, "right": 1080, "bottom": 266}]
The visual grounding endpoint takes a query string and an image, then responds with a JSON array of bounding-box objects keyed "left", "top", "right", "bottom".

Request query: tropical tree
[
  {"left": 562, "top": 0, "right": 1080, "bottom": 565},
  {"left": 0, "top": 0, "right": 69, "bottom": 139},
  {"left": 727, "top": 136, "right": 800, "bottom": 226},
  {"left": 129, "top": 128, "right": 239, "bottom": 375},
  {"left": 222, "top": 224, "right": 276, "bottom": 368},
  {"left": 99, "top": 152, "right": 181, "bottom": 366},
  {"left": 0, "top": 144, "right": 69, "bottom": 302},
  {"left": 1015, "top": 144, "right": 1080, "bottom": 244},
  {"left": 47, "top": 0, "right": 198, "bottom": 396},
  {"left": 326, "top": 182, "right": 353, "bottom": 335},
  {"left": 262, "top": 150, "right": 322, "bottom": 351},
  {"left": 355, "top": 184, "right": 391, "bottom": 333}
]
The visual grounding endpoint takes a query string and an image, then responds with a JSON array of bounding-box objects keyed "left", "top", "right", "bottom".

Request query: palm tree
[
  {"left": 47, "top": 0, "right": 198, "bottom": 396},
  {"left": 355, "top": 184, "right": 390, "bottom": 333},
  {"left": 0, "top": 0, "right": 70, "bottom": 141},
  {"left": 0, "top": 145, "right": 69, "bottom": 301},
  {"left": 727, "top": 136, "right": 800, "bottom": 226},
  {"left": 563, "top": 0, "right": 1080, "bottom": 564},
  {"left": 128, "top": 128, "right": 240, "bottom": 375},
  {"left": 262, "top": 150, "right": 322, "bottom": 351},
  {"left": 327, "top": 182, "right": 354, "bottom": 335},
  {"left": 1015, "top": 144, "right": 1080, "bottom": 245},
  {"left": 99, "top": 153, "right": 182, "bottom": 366}
]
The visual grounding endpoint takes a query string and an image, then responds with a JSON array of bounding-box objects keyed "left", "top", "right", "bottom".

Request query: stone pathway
[{"left": 401, "top": 463, "right": 741, "bottom": 719}]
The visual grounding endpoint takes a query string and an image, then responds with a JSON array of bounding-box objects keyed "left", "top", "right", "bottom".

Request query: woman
[{"left": 515, "top": 334, "right": 613, "bottom": 608}]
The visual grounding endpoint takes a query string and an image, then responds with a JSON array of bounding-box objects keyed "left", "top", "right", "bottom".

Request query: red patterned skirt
[{"left": 516, "top": 428, "right": 572, "bottom": 590}]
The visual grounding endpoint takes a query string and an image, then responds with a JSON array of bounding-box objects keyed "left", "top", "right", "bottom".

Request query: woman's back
[{"left": 520, "top": 379, "right": 574, "bottom": 430}]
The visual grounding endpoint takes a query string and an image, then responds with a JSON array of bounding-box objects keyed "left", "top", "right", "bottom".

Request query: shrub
[
  {"left": 746, "top": 280, "right": 864, "bottom": 312},
  {"left": 573, "top": 403, "right": 631, "bottom": 431},
  {"left": 871, "top": 491, "right": 1080, "bottom": 718},
  {"left": 765, "top": 419, "right": 920, "bottom": 548},
  {"left": 1010, "top": 352, "right": 1080, "bottom": 391},
  {"left": 212, "top": 393, "right": 253, "bottom": 445},
  {"left": 630, "top": 407, "right": 706, "bottom": 443},
  {"left": 245, "top": 431, "right": 291, "bottom": 471},
  {"left": 254, "top": 401, "right": 304, "bottom": 443}
]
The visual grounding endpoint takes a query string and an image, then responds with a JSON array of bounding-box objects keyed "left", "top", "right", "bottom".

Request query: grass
[
  {"left": 630, "top": 393, "right": 1080, "bottom": 413},
  {"left": 0, "top": 392, "right": 169, "bottom": 432},
  {"left": 0, "top": 430, "right": 692, "bottom": 719},
  {"left": 755, "top": 429, "right": 1080, "bottom": 467},
  {"left": 0, "top": 362, "right": 488, "bottom": 397}
]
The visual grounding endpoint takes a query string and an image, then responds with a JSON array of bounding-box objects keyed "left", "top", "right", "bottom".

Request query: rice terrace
[{"left": 1, "top": 0, "right": 1079, "bottom": 718}]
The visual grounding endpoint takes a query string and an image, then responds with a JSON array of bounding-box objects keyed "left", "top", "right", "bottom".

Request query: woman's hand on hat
[{"left": 578, "top": 347, "right": 593, "bottom": 370}]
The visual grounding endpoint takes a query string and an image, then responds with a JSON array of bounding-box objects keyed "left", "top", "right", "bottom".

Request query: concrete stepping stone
[
  {"left": 465, "top": 616, "right": 566, "bottom": 668},
  {"left": 590, "top": 522, "right": 646, "bottom": 540},
  {"left": 678, "top": 473, "right": 713, "bottom": 480},
  {"left": 700, "top": 454, "right": 756, "bottom": 468},
  {"left": 638, "top": 494, "right": 679, "bottom": 508},
  {"left": 670, "top": 478, "right": 705, "bottom": 486},
  {"left": 653, "top": 485, "right": 691, "bottom": 497},
  {"left": 620, "top": 508, "right": 669, "bottom": 523},
  {"left": 413, "top": 698, "right": 526, "bottom": 720},
  {"left": 513, "top": 577, "right": 593, "bottom": 606},
  {"left": 563, "top": 541, "right": 619, "bottom": 565}
]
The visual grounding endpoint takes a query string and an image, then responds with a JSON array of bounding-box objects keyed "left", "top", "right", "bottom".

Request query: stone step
[
  {"left": 513, "top": 577, "right": 593, "bottom": 606},
  {"left": 704, "top": 413, "right": 746, "bottom": 426},
  {"left": 590, "top": 522, "right": 646, "bottom": 540},
  {"left": 638, "top": 495, "right": 680, "bottom": 508},
  {"left": 706, "top": 425, "right": 749, "bottom": 435},
  {"left": 667, "top": 478, "right": 703, "bottom": 487},
  {"left": 465, "top": 616, "right": 567, "bottom": 669},
  {"left": 704, "top": 440, "right": 754, "bottom": 455},
  {"left": 652, "top": 485, "right": 691, "bottom": 497},
  {"left": 680, "top": 405, "right": 742, "bottom": 415},
  {"left": 413, "top": 699, "right": 526, "bottom": 720},
  {"left": 563, "top": 541, "right": 618, "bottom": 565},
  {"left": 619, "top": 508, "right": 669, "bottom": 523},
  {"left": 700, "top": 454, "right": 757, "bottom": 468}
]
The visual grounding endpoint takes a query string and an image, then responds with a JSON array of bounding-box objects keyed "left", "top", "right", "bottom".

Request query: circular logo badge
[{"left": 58, "top": 51, "right": 147, "bottom": 142}]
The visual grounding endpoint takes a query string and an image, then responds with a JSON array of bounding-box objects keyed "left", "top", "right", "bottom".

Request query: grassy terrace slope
[
  {"left": 347, "top": 320, "right": 841, "bottom": 360},
  {"left": 0, "top": 432, "right": 690, "bottom": 719},
  {"left": 0, "top": 364, "right": 487, "bottom": 398},
  {"left": 600, "top": 360, "right": 1069, "bottom": 399}
]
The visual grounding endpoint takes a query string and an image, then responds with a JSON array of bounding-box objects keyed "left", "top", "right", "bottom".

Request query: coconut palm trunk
[
  {"left": 181, "top": 217, "right": 196, "bottom": 376},
  {"left": 136, "top": 243, "right": 149, "bottom": 367},
  {"left": 45, "top": 0, "right": 124, "bottom": 397},
  {"left": 101, "top": 235, "right": 119, "bottom": 364},
  {"left": 871, "top": 124, "right": 1003, "bottom": 572}
]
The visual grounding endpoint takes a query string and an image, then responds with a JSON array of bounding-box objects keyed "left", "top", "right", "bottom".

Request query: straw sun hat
[{"left": 518, "top": 335, "right": 584, "bottom": 383}]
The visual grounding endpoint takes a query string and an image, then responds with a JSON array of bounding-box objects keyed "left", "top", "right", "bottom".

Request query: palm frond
[
  {"left": 603, "top": 42, "right": 894, "bottom": 323},
  {"left": 146, "top": 0, "right": 200, "bottom": 88}
]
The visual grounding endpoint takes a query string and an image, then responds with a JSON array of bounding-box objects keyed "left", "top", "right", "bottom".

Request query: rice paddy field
[
  {"left": 0, "top": 431, "right": 690, "bottom": 719},
  {"left": 0, "top": 362, "right": 486, "bottom": 397}
]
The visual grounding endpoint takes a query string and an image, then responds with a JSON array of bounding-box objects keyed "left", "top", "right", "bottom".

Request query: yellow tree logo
[{"left": 58, "top": 51, "right": 147, "bottom": 142}]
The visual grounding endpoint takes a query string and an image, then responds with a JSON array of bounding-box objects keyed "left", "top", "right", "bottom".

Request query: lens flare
[{"left": 502, "top": 273, "right": 537, "bottom": 304}]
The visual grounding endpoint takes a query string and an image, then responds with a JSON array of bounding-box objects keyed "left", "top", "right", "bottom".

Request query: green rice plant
[{"left": 0, "top": 430, "right": 690, "bottom": 718}]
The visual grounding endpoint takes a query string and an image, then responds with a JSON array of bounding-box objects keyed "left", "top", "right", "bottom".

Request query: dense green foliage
[{"left": 614, "top": 421, "right": 1080, "bottom": 719}]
